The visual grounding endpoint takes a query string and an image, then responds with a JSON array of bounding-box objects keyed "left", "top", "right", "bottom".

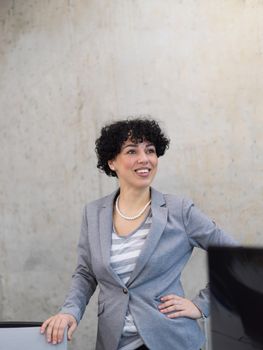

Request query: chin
[{"left": 135, "top": 179, "right": 153, "bottom": 189}]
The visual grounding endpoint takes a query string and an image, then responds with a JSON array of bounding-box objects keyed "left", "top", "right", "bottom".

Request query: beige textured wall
[{"left": 0, "top": 1, "right": 262, "bottom": 349}]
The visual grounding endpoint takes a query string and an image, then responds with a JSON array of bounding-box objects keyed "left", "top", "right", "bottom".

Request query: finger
[
  {"left": 68, "top": 321, "right": 77, "bottom": 341},
  {"left": 167, "top": 310, "right": 186, "bottom": 318},
  {"left": 159, "top": 304, "right": 184, "bottom": 313},
  {"left": 51, "top": 318, "right": 63, "bottom": 344},
  {"left": 40, "top": 317, "right": 53, "bottom": 334},
  {"left": 158, "top": 299, "right": 182, "bottom": 310},
  {"left": 161, "top": 294, "right": 182, "bottom": 302},
  {"left": 56, "top": 319, "right": 68, "bottom": 344},
  {"left": 45, "top": 318, "right": 56, "bottom": 343}
]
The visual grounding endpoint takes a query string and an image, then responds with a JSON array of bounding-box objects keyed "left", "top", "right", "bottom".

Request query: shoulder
[
  {"left": 164, "top": 194, "right": 195, "bottom": 224},
  {"left": 151, "top": 187, "right": 194, "bottom": 219},
  {"left": 152, "top": 187, "right": 193, "bottom": 210},
  {"left": 85, "top": 197, "right": 104, "bottom": 210},
  {"left": 83, "top": 190, "right": 117, "bottom": 212},
  {"left": 163, "top": 193, "right": 193, "bottom": 208}
]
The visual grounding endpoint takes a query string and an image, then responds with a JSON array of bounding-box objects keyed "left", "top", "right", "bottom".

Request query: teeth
[{"left": 136, "top": 169, "right": 149, "bottom": 173}]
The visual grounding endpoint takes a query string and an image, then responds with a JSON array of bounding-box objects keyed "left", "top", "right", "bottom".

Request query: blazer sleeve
[
  {"left": 59, "top": 205, "right": 98, "bottom": 323},
  {"left": 182, "top": 198, "right": 238, "bottom": 317}
]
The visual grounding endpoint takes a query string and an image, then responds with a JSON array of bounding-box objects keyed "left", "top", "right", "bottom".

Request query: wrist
[
  {"left": 199, "top": 310, "right": 206, "bottom": 319},
  {"left": 193, "top": 303, "right": 206, "bottom": 319}
]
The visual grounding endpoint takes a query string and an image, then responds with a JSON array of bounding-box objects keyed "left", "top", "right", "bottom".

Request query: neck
[{"left": 117, "top": 186, "right": 151, "bottom": 212}]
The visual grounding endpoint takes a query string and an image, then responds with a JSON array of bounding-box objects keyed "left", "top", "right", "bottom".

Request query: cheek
[
  {"left": 152, "top": 157, "right": 158, "bottom": 167},
  {"left": 121, "top": 159, "right": 134, "bottom": 170}
]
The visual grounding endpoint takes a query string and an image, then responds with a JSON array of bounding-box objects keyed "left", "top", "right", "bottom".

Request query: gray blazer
[{"left": 60, "top": 188, "right": 236, "bottom": 350}]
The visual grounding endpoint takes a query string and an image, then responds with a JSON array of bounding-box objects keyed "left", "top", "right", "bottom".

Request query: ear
[{"left": 108, "top": 160, "right": 115, "bottom": 171}]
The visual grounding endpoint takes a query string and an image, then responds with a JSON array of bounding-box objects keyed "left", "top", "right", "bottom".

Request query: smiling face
[{"left": 108, "top": 138, "right": 158, "bottom": 190}]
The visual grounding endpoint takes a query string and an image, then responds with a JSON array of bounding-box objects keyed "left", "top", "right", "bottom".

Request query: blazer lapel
[
  {"left": 99, "top": 190, "right": 125, "bottom": 286},
  {"left": 127, "top": 188, "right": 168, "bottom": 287}
]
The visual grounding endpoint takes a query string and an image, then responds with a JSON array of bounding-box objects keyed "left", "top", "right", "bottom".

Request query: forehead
[{"left": 121, "top": 138, "right": 154, "bottom": 148}]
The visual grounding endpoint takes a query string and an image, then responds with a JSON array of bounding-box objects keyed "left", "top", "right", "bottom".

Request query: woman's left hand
[{"left": 158, "top": 294, "right": 202, "bottom": 319}]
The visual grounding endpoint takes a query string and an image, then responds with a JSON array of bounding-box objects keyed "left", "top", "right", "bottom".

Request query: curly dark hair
[{"left": 95, "top": 117, "right": 170, "bottom": 177}]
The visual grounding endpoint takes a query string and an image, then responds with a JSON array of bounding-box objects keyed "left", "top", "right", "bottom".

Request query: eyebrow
[{"left": 122, "top": 143, "right": 155, "bottom": 149}]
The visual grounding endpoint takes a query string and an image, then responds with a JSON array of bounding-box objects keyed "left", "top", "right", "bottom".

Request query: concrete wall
[{"left": 0, "top": 1, "right": 262, "bottom": 349}]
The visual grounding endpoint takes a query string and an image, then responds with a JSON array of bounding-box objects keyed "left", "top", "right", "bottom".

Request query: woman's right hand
[{"left": 40, "top": 313, "right": 77, "bottom": 345}]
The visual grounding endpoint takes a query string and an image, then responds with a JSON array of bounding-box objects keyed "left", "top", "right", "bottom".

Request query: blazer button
[{"left": 123, "top": 288, "right": 128, "bottom": 294}]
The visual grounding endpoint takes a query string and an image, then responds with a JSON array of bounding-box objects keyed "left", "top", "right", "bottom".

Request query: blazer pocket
[{"left": 97, "top": 302, "right": 105, "bottom": 317}]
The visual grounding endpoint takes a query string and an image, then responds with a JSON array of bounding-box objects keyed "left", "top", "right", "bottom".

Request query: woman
[{"left": 41, "top": 118, "right": 236, "bottom": 350}]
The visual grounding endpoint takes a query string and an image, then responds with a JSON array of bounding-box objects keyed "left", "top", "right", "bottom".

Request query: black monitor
[
  {"left": 208, "top": 246, "right": 263, "bottom": 350},
  {"left": 0, "top": 321, "right": 42, "bottom": 328}
]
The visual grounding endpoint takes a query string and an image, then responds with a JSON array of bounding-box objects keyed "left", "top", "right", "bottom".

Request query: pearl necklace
[{"left": 115, "top": 196, "right": 151, "bottom": 221}]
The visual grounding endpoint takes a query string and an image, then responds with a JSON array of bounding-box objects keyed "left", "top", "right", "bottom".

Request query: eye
[
  {"left": 127, "top": 149, "right": 136, "bottom": 154},
  {"left": 147, "top": 148, "right": 156, "bottom": 154}
]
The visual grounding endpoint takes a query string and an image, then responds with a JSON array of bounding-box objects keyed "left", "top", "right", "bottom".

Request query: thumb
[{"left": 67, "top": 321, "right": 77, "bottom": 341}]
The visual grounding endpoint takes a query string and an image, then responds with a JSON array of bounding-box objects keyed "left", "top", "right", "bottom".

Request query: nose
[{"left": 137, "top": 149, "right": 149, "bottom": 163}]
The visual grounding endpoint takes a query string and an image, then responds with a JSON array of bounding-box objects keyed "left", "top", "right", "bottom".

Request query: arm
[
  {"left": 183, "top": 198, "right": 238, "bottom": 317},
  {"left": 41, "top": 206, "right": 98, "bottom": 343},
  {"left": 182, "top": 198, "right": 237, "bottom": 250},
  {"left": 59, "top": 205, "right": 98, "bottom": 322},
  {"left": 159, "top": 198, "right": 238, "bottom": 319}
]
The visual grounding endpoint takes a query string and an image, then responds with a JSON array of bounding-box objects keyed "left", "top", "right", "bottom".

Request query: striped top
[{"left": 110, "top": 212, "right": 152, "bottom": 350}]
